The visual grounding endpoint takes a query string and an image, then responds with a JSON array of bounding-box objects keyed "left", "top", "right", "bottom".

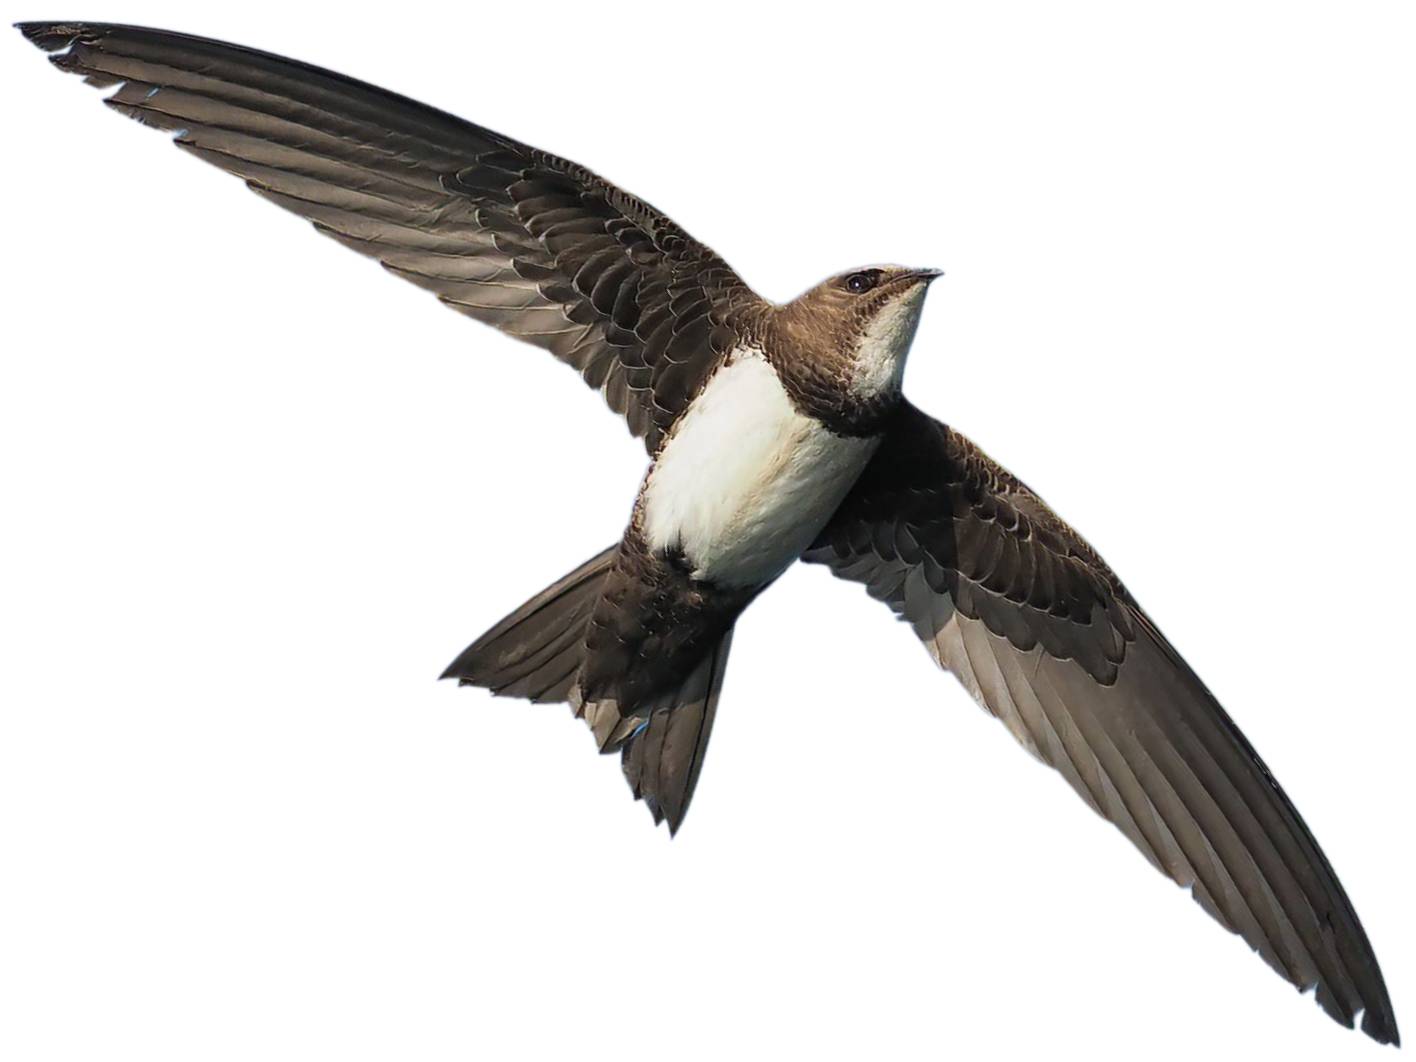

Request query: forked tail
[{"left": 442, "top": 546, "right": 734, "bottom": 832}]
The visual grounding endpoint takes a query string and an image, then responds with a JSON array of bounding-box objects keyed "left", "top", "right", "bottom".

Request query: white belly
[{"left": 640, "top": 350, "right": 878, "bottom": 587}]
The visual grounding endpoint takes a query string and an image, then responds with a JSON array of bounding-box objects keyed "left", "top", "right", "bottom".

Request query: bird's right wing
[
  {"left": 18, "top": 22, "right": 763, "bottom": 454},
  {"left": 804, "top": 400, "right": 1398, "bottom": 1043}
]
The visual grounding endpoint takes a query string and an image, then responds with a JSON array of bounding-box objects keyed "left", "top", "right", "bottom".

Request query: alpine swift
[{"left": 16, "top": 21, "right": 1398, "bottom": 1044}]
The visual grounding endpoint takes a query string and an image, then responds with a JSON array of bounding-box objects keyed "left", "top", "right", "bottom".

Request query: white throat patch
[
  {"left": 640, "top": 349, "right": 878, "bottom": 587},
  {"left": 851, "top": 284, "right": 927, "bottom": 398}
]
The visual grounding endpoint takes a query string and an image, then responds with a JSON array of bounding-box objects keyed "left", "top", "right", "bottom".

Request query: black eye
[{"left": 845, "top": 270, "right": 879, "bottom": 294}]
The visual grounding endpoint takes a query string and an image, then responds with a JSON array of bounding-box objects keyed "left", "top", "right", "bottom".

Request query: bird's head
[{"left": 769, "top": 265, "right": 941, "bottom": 401}]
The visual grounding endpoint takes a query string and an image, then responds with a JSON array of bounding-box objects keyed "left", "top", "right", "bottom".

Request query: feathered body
[{"left": 17, "top": 21, "right": 1398, "bottom": 1043}]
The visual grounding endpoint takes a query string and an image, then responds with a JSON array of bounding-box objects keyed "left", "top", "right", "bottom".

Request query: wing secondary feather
[
  {"left": 805, "top": 400, "right": 1398, "bottom": 1044},
  {"left": 18, "top": 21, "right": 761, "bottom": 453}
]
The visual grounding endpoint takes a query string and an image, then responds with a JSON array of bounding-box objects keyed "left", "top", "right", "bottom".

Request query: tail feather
[
  {"left": 620, "top": 629, "right": 734, "bottom": 833},
  {"left": 442, "top": 543, "right": 736, "bottom": 832},
  {"left": 440, "top": 545, "right": 617, "bottom": 703}
]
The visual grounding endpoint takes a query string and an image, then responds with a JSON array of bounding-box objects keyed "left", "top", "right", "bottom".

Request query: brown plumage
[
  {"left": 805, "top": 402, "right": 1398, "bottom": 1042},
  {"left": 17, "top": 20, "right": 1398, "bottom": 1044}
]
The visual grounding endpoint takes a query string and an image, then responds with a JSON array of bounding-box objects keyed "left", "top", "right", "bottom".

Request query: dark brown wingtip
[
  {"left": 1361, "top": 1003, "right": 1401, "bottom": 1047},
  {"left": 15, "top": 21, "right": 89, "bottom": 51},
  {"left": 438, "top": 649, "right": 470, "bottom": 682}
]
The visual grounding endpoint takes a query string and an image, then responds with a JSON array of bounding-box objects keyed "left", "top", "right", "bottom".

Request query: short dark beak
[{"left": 903, "top": 268, "right": 944, "bottom": 285}]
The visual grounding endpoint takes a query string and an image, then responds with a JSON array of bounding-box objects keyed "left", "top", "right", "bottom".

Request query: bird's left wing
[
  {"left": 17, "top": 22, "right": 761, "bottom": 454},
  {"left": 803, "top": 400, "right": 1398, "bottom": 1043}
]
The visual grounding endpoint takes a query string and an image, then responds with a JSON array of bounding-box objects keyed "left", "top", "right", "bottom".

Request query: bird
[{"left": 16, "top": 21, "right": 1398, "bottom": 1045}]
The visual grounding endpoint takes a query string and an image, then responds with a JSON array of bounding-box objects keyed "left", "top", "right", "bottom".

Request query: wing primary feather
[
  {"left": 806, "top": 400, "right": 1399, "bottom": 1042},
  {"left": 16, "top": 20, "right": 762, "bottom": 453}
]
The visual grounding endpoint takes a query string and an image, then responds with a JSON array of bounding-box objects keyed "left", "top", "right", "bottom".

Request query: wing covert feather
[
  {"left": 805, "top": 401, "right": 1398, "bottom": 1044},
  {"left": 18, "top": 21, "right": 760, "bottom": 452}
]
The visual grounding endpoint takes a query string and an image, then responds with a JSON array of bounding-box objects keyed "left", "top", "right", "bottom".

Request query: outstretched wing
[
  {"left": 18, "top": 21, "right": 761, "bottom": 454},
  {"left": 804, "top": 400, "right": 1399, "bottom": 1044}
]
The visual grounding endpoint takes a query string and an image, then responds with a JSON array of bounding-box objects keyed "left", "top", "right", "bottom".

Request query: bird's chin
[{"left": 851, "top": 294, "right": 924, "bottom": 398}]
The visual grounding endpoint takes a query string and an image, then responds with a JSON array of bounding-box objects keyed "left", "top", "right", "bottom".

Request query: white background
[{"left": 1, "top": 3, "right": 1411, "bottom": 1059}]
